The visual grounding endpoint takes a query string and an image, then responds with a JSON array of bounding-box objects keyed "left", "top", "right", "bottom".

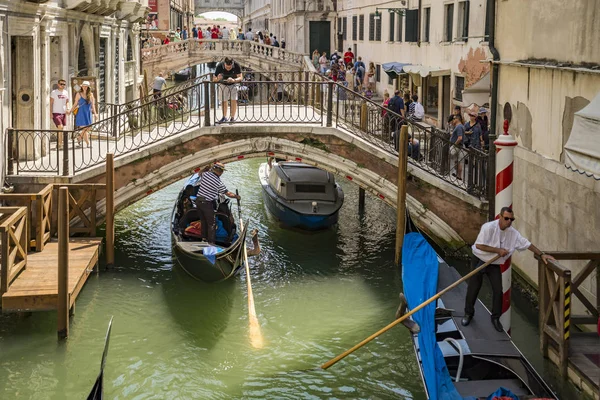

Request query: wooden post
[
  {"left": 360, "top": 101, "right": 368, "bottom": 131},
  {"left": 395, "top": 125, "right": 409, "bottom": 266},
  {"left": 538, "top": 259, "right": 548, "bottom": 357},
  {"left": 358, "top": 187, "right": 365, "bottom": 212},
  {"left": 57, "top": 186, "right": 69, "bottom": 339},
  {"left": 106, "top": 153, "right": 115, "bottom": 267}
]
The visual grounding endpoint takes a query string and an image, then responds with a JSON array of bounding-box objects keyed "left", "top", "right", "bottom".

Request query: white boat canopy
[{"left": 564, "top": 92, "right": 600, "bottom": 180}]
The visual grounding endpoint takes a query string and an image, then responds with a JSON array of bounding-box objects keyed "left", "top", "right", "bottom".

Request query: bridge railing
[
  {"left": 6, "top": 72, "right": 488, "bottom": 197},
  {"left": 141, "top": 39, "right": 306, "bottom": 69}
]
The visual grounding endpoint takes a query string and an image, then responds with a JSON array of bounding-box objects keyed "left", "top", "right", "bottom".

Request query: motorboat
[
  {"left": 258, "top": 161, "right": 344, "bottom": 230},
  {"left": 171, "top": 173, "right": 259, "bottom": 283}
]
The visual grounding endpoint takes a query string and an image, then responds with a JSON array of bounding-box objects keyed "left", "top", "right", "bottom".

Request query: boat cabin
[{"left": 269, "top": 162, "right": 339, "bottom": 202}]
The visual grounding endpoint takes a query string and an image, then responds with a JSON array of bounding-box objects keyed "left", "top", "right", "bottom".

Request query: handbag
[{"left": 72, "top": 105, "right": 79, "bottom": 116}]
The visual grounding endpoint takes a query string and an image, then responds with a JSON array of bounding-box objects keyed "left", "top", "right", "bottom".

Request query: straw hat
[{"left": 81, "top": 80, "right": 91, "bottom": 86}]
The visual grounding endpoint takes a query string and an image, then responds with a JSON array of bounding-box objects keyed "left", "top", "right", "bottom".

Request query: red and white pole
[{"left": 494, "top": 120, "right": 518, "bottom": 334}]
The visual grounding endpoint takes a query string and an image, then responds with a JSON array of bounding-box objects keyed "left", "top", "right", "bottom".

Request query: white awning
[
  {"left": 461, "top": 72, "right": 490, "bottom": 107},
  {"left": 402, "top": 65, "right": 451, "bottom": 77},
  {"left": 564, "top": 92, "right": 600, "bottom": 180}
]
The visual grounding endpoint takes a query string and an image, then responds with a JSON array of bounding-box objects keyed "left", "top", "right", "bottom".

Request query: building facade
[
  {"left": 0, "top": 0, "right": 147, "bottom": 180},
  {"left": 494, "top": 0, "right": 600, "bottom": 307}
]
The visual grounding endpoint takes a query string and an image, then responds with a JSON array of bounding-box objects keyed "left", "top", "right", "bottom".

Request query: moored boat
[
  {"left": 400, "top": 218, "right": 557, "bottom": 399},
  {"left": 258, "top": 161, "right": 344, "bottom": 230},
  {"left": 171, "top": 173, "right": 257, "bottom": 283},
  {"left": 174, "top": 67, "right": 192, "bottom": 81}
]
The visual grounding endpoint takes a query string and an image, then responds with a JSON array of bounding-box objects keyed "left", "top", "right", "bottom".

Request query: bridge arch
[{"left": 96, "top": 134, "right": 464, "bottom": 249}]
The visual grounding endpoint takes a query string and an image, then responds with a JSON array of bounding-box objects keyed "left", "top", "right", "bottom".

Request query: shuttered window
[
  {"left": 343, "top": 17, "right": 347, "bottom": 40},
  {"left": 376, "top": 64, "right": 381, "bottom": 82},
  {"left": 405, "top": 9, "right": 418, "bottom": 42},
  {"left": 423, "top": 8, "right": 431, "bottom": 42},
  {"left": 389, "top": 13, "right": 395, "bottom": 42},
  {"left": 359, "top": 15, "right": 365, "bottom": 40},
  {"left": 369, "top": 14, "right": 375, "bottom": 41},
  {"left": 375, "top": 15, "right": 381, "bottom": 41},
  {"left": 352, "top": 16, "right": 358, "bottom": 40},
  {"left": 445, "top": 4, "right": 454, "bottom": 42}
]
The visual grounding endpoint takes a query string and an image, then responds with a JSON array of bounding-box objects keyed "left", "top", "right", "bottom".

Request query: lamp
[{"left": 375, "top": 2, "right": 408, "bottom": 19}]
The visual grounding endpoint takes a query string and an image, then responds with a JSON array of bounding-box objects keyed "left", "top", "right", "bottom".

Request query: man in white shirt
[
  {"left": 49, "top": 79, "right": 70, "bottom": 149},
  {"left": 462, "top": 207, "right": 554, "bottom": 332},
  {"left": 152, "top": 73, "right": 167, "bottom": 99}
]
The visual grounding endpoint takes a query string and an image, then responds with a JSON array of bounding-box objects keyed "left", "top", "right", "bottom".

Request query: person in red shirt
[
  {"left": 211, "top": 25, "right": 219, "bottom": 39},
  {"left": 343, "top": 47, "right": 354, "bottom": 66},
  {"left": 163, "top": 36, "right": 170, "bottom": 45}
]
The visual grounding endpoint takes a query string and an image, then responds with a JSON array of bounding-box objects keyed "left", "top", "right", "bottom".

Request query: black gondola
[
  {"left": 87, "top": 317, "right": 113, "bottom": 400},
  {"left": 171, "top": 173, "right": 257, "bottom": 283},
  {"left": 401, "top": 214, "right": 557, "bottom": 399}
]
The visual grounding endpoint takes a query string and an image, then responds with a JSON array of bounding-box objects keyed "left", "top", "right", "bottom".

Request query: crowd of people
[{"left": 141, "top": 25, "right": 287, "bottom": 50}]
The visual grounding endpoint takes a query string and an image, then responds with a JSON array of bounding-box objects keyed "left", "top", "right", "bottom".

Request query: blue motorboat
[{"left": 259, "top": 161, "right": 344, "bottom": 230}]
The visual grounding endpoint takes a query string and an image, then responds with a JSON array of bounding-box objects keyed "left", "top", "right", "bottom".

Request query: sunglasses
[
  {"left": 503, "top": 217, "right": 515, "bottom": 222},
  {"left": 58, "top": 83, "right": 66, "bottom": 86}
]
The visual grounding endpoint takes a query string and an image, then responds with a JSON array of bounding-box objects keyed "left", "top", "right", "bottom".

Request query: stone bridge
[
  {"left": 141, "top": 39, "right": 308, "bottom": 80},
  {"left": 194, "top": 0, "right": 244, "bottom": 18},
  {"left": 7, "top": 75, "right": 489, "bottom": 253}
]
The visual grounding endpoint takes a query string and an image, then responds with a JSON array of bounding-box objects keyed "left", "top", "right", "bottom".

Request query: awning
[
  {"left": 564, "top": 92, "right": 600, "bottom": 180},
  {"left": 402, "top": 65, "right": 451, "bottom": 77},
  {"left": 382, "top": 62, "right": 410, "bottom": 79},
  {"left": 461, "top": 72, "right": 490, "bottom": 107}
]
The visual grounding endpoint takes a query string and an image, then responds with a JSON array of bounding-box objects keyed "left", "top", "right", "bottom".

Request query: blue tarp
[
  {"left": 382, "top": 62, "right": 411, "bottom": 78},
  {"left": 402, "top": 232, "right": 463, "bottom": 400},
  {"left": 203, "top": 246, "right": 224, "bottom": 264}
]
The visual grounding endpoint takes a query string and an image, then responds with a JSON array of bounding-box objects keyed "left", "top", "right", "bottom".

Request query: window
[
  {"left": 359, "top": 15, "right": 365, "bottom": 40},
  {"left": 445, "top": 4, "right": 454, "bottom": 42},
  {"left": 423, "top": 7, "right": 431, "bottom": 43},
  {"left": 295, "top": 184, "right": 325, "bottom": 193},
  {"left": 376, "top": 64, "right": 381, "bottom": 82},
  {"left": 425, "top": 77, "right": 439, "bottom": 117},
  {"left": 389, "top": 13, "right": 395, "bottom": 42},
  {"left": 484, "top": 4, "right": 490, "bottom": 39},
  {"left": 405, "top": 9, "right": 418, "bottom": 42},
  {"left": 352, "top": 15, "right": 358, "bottom": 40},
  {"left": 388, "top": 74, "right": 394, "bottom": 85},
  {"left": 375, "top": 15, "right": 382, "bottom": 41},
  {"left": 397, "top": 13, "right": 403, "bottom": 41},
  {"left": 457, "top": 1, "right": 469, "bottom": 41},
  {"left": 454, "top": 76, "right": 465, "bottom": 101},
  {"left": 338, "top": 17, "right": 342, "bottom": 35},
  {"left": 343, "top": 17, "right": 347, "bottom": 40},
  {"left": 369, "top": 14, "right": 375, "bottom": 41}
]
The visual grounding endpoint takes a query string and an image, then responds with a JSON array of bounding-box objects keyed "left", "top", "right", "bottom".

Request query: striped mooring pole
[{"left": 495, "top": 120, "right": 518, "bottom": 334}]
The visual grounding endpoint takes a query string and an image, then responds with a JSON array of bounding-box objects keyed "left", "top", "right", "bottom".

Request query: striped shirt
[{"left": 196, "top": 171, "right": 227, "bottom": 201}]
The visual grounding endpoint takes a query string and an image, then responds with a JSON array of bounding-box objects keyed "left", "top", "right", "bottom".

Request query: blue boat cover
[
  {"left": 203, "top": 246, "right": 224, "bottom": 264},
  {"left": 402, "top": 232, "right": 465, "bottom": 400}
]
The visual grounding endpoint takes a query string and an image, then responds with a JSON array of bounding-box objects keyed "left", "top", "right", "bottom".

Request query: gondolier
[
  {"left": 462, "top": 207, "right": 555, "bottom": 332},
  {"left": 195, "top": 162, "right": 240, "bottom": 243}
]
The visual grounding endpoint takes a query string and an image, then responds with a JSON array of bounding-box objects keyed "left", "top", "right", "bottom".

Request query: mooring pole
[
  {"left": 394, "top": 125, "right": 409, "bottom": 266},
  {"left": 358, "top": 188, "right": 365, "bottom": 212},
  {"left": 58, "top": 186, "right": 69, "bottom": 339},
  {"left": 106, "top": 153, "right": 115, "bottom": 267}
]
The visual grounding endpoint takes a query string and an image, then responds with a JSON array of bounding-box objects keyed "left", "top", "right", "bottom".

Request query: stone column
[{"left": 40, "top": 24, "right": 50, "bottom": 131}]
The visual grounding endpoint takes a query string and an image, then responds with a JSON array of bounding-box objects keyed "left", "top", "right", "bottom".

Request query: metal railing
[{"left": 7, "top": 71, "right": 488, "bottom": 197}]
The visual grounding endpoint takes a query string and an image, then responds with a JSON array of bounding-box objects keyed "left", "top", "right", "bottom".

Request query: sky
[{"left": 198, "top": 12, "right": 238, "bottom": 22}]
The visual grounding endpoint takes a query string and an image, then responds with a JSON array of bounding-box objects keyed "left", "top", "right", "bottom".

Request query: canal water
[{"left": 0, "top": 159, "right": 576, "bottom": 399}]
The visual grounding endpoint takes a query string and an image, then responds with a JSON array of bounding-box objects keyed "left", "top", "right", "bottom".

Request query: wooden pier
[
  {"left": 0, "top": 154, "right": 115, "bottom": 338},
  {"left": 539, "top": 252, "right": 600, "bottom": 399}
]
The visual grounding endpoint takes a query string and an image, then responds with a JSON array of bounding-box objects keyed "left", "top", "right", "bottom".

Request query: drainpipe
[
  {"left": 487, "top": 0, "right": 499, "bottom": 221},
  {"left": 417, "top": 0, "right": 422, "bottom": 46}
]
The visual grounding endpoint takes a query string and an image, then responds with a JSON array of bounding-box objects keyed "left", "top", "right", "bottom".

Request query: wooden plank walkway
[
  {"left": 569, "top": 332, "right": 600, "bottom": 392},
  {"left": 2, "top": 238, "right": 102, "bottom": 312}
]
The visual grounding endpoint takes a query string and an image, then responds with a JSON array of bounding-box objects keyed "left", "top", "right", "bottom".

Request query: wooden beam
[
  {"left": 57, "top": 187, "right": 69, "bottom": 339},
  {"left": 395, "top": 125, "right": 409, "bottom": 266},
  {"left": 106, "top": 153, "right": 115, "bottom": 267}
]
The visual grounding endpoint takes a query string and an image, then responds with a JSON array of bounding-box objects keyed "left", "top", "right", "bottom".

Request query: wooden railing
[
  {"left": 0, "top": 184, "right": 53, "bottom": 251},
  {"left": 538, "top": 252, "right": 600, "bottom": 376},
  {"left": 0, "top": 207, "right": 28, "bottom": 296},
  {"left": 52, "top": 184, "right": 106, "bottom": 237}
]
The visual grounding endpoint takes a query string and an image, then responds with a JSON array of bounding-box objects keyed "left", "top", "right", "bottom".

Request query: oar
[
  {"left": 236, "top": 190, "right": 264, "bottom": 349},
  {"left": 321, "top": 254, "right": 501, "bottom": 369}
]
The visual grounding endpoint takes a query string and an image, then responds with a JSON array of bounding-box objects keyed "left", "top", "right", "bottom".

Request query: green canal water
[{"left": 0, "top": 159, "right": 577, "bottom": 399}]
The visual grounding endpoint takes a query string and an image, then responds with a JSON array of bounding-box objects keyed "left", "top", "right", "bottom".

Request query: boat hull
[{"left": 261, "top": 187, "right": 339, "bottom": 230}]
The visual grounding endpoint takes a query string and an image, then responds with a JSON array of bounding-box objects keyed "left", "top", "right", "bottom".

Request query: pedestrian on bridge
[
  {"left": 462, "top": 207, "right": 554, "bottom": 332},
  {"left": 49, "top": 79, "right": 70, "bottom": 150},
  {"left": 214, "top": 57, "right": 243, "bottom": 123}
]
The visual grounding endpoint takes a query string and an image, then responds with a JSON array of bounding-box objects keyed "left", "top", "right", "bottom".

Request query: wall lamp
[{"left": 374, "top": 2, "right": 407, "bottom": 20}]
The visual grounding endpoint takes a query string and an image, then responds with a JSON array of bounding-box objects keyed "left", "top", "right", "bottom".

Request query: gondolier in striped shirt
[{"left": 195, "top": 162, "right": 240, "bottom": 243}]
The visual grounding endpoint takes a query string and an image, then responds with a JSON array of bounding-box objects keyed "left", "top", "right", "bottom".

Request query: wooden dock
[{"left": 2, "top": 238, "right": 102, "bottom": 312}]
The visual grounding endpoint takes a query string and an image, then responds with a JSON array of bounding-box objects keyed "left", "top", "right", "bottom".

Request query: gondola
[
  {"left": 400, "top": 214, "right": 557, "bottom": 399},
  {"left": 87, "top": 317, "right": 113, "bottom": 400},
  {"left": 174, "top": 67, "right": 192, "bottom": 81},
  {"left": 171, "top": 173, "right": 258, "bottom": 283},
  {"left": 258, "top": 160, "right": 344, "bottom": 230}
]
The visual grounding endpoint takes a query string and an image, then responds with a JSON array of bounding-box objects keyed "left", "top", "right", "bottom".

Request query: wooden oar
[
  {"left": 236, "top": 190, "right": 264, "bottom": 349},
  {"left": 321, "top": 254, "right": 501, "bottom": 369}
]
